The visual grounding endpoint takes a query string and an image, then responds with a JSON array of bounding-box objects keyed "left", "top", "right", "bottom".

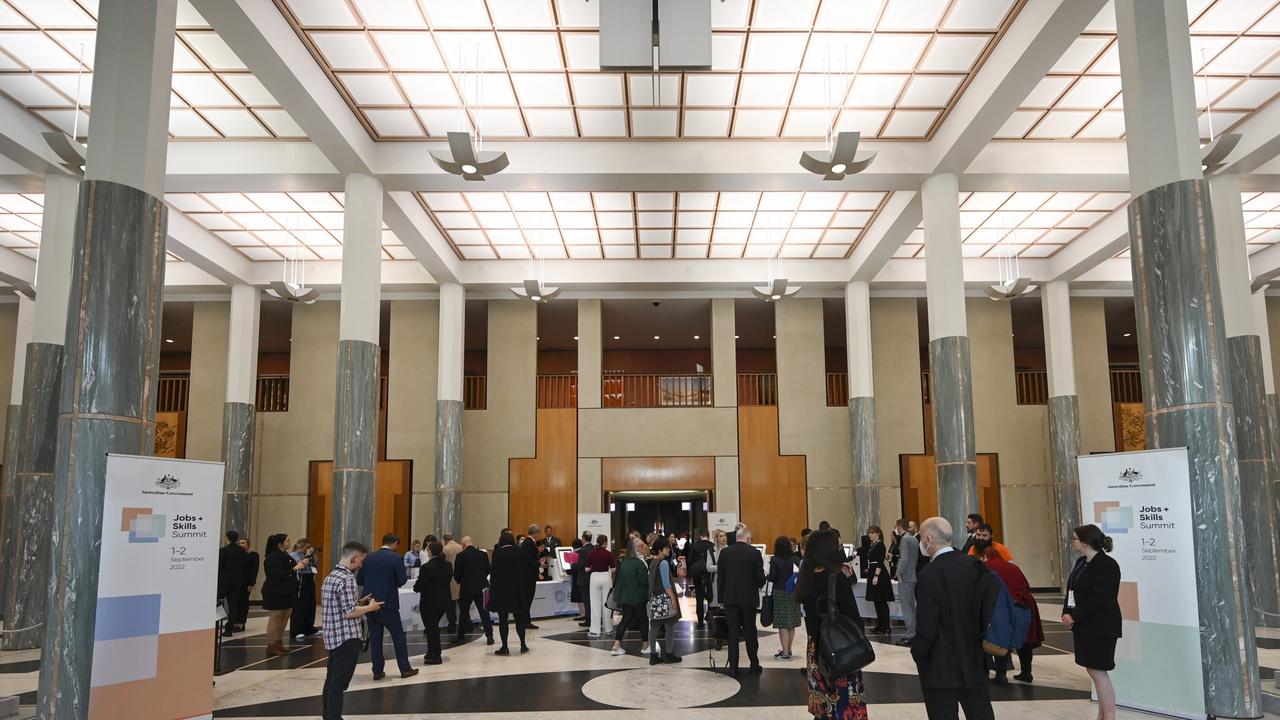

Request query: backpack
[
  {"left": 979, "top": 570, "right": 1032, "bottom": 657},
  {"left": 688, "top": 545, "right": 709, "bottom": 579},
  {"left": 815, "top": 573, "right": 876, "bottom": 681}
]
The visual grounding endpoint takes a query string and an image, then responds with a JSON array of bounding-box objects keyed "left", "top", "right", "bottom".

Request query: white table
[{"left": 397, "top": 579, "right": 575, "bottom": 631}]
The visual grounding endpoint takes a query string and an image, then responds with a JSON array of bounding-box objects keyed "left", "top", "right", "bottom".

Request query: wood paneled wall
[
  {"left": 509, "top": 409, "right": 578, "bottom": 540},
  {"left": 899, "top": 454, "right": 1003, "bottom": 540},
  {"left": 737, "top": 405, "right": 807, "bottom": 549},
  {"left": 308, "top": 460, "right": 411, "bottom": 594},
  {"left": 601, "top": 456, "right": 715, "bottom": 491}
]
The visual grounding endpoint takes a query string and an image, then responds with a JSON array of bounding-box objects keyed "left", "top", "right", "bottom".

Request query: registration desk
[{"left": 397, "top": 579, "right": 575, "bottom": 631}]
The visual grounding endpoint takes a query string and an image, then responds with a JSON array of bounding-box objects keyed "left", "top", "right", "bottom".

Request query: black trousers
[
  {"left": 444, "top": 599, "right": 457, "bottom": 629},
  {"left": 613, "top": 603, "right": 648, "bottom": 642},
  {"left": 993, "top": 647, "right": 1034, "bottom": 676},
  {"left": 218, "top": 590, "right": 238, "bottom": 633},
  {"left": 692, "top": 576, "right": 709, "bottom": 623},
  {"left": 421, "top": 607, "right": 445, "bottom": 659},
  {"left": 457, "top": 593, "right": 494, "bottom": 638},
  {"left": 322, "top": 638, "right": 361, "bottom": 720},
  {"left": 369, "top": 609, "right": 413, "bottom": 675},
  {"left": 920, "top": 682, "right": 995, "bottom": 720},
  {"left": 724, "top": 604, "right": 759, "bottom": 670},
  {"left": 873, "top": 600, "right": 890, "bottom": 630},
  {"left": 496, "top": 610, "right": 528, "bottom": 649},
  {"left": 234, "top": 586, "right": 251, "bottom": 626},
  {"left": 290, "top": 574, "right": 317, "bottom": 637}
]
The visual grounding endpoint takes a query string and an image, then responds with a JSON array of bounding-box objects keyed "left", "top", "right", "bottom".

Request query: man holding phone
[{"left": 322, "top": 541, "right": 383, "bottom": 720}]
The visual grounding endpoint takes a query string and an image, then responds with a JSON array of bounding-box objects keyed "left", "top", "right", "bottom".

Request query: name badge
[{"left": 1066, "top": 591, "right": 1076, "bottom": 609}]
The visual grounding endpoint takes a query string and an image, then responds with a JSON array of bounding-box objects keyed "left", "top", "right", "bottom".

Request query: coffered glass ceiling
[
  {"left": 166, "top": 192, "right": 410, "bottom": 262},
  {"left": 417, "top": 190, "right": 890, "bottom": 259},
  {"left": 0, "top": 192, "right": 186, "bottom": 261},
  {"left": 0, "top": 0, "right": 305, "bottom": 141},
  {"left": 277, "top": 0, "right": 1019, "bottom": 141},
  {"left": 997, "top": 0, "right": 1280, "bottom": 140}
]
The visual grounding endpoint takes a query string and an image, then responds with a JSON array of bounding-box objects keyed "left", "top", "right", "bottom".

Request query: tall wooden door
[
  {"left": 899, "top": 454, "right": 1002, "bottom": 540},
  {"left": 308, "top": 460, "right": 412, "bottom": 596}
]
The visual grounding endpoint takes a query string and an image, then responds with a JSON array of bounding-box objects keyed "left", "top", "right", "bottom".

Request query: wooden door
[{"left": 898, "top": 453, "right": 1002, "bottom": 540}]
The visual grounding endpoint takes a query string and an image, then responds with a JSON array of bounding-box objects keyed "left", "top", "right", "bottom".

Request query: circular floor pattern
[{"left": 581, "top": 666, "right": 741, "bottom": 709}]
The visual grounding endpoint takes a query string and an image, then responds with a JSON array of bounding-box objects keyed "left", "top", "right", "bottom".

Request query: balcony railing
[
  {"left": 1111, "top": 367, "right": 1142, "bottom": 403},
  {"left": 537, "top": 374, "right": 577, "bottom": 408},
  {"left": 158, "top": 374, "right": 189, "bottom": 413},
  {"left": 603, "top": 373, "right": 712, "bottom": 408},
  {"left": 737, "top": 372, "right": 777, "bottom": 406},
  {"left": 256, "top": 375, "right": 290, "bottom": 412},
  {"left": 463, "top": 375, "right": 487, "bottom": 410},
  {"left": 1015, "top": 369, "right": 1049, "bottom": 405},
  {"left": 825, "top": 372, "right": 848, "bottom": 407}
]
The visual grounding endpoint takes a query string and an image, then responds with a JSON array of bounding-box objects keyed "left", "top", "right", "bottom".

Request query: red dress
[{"left": 985, "top": 556, "right": 1044, "bottom": 647}]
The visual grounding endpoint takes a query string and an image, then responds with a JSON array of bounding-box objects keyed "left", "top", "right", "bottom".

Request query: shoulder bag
[{"left": 815, "top": 572, "right": 876, "bottom": 681}]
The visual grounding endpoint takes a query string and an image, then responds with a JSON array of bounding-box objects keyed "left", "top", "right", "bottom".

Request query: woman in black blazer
[
  {"left": 414, "top": 540, "right": 454, "bottom": 665},
  {"left": 863, "top": 526, "right": 894, "bottom": 634},
  {"left": 1063, "top": 524, "right": 1121, "bottom": 720},
  {"left": 487, "top": 532, "right": 530, "bottom": 655},
  {"left": 260, "top": 533, "right": 306, "bottom": 657}
]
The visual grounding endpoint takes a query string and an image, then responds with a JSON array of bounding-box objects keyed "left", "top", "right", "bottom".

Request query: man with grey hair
[
  {"left": 912, "top": 517, "right": 997, "bottom": 720},
  {"left": 520, "top": 524, "right": 542, "bottom": 630},
  {"left": 716, "top": 524, "right": 765, "bottom": 676}
]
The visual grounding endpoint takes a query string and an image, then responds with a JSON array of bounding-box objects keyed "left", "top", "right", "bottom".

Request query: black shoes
[
  {"left": 748, "top": 665, "right": 763, "bottom": 674},
  {"left": 664, "top": 653, "right": 682, "bottom": 664},
  {"left": 486, "top": 635, "right": 496, "bottom": 645},
  {"left": 520, "top": 644, "right": 530, "bottom": 654},
  {"left": 990, "top": 674, "right": 1008, "bottom": 685},
  {"left": 727, "top": 666, "right": 740, "bottom": 677},
  {"left": 423, "top": 656, "right": 442, "bottom": 665},
  {"left": 495, "top": 646, "right": 510, "bottom": 656},
  {"left": 895, "top": 637, "right": 914, "bottom": 647},
  {"left": 1013, "top": 671, "right": 1033, "bottom": 683},
  {"left": 401, "top": 669, "right": 420, "bottom": 679},
  {"left": 373, "top": 671, "right": 386, "bottom": 681},
  {"left": 526, "top": 623, "right": 540, "bottom": 630}
]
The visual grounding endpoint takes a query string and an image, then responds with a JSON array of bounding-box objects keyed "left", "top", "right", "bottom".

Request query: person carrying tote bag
[{"left": 646, "top": 537, "right": 682, "bottom": 665}]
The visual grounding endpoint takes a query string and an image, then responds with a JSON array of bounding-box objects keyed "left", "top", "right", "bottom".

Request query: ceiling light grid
[
  {"left": 0, "top": 191, "right": 42, "bottom": 259},
  {"left": 903, "top": 190, "right": 1127, "bottom": 259},
  {"left": 0, "top": 0, "right": 306, "bottom": 141},
  {"left": 1242, "top": 191, "right": 1280, "bottom": 253},
  {"left": 276, "top": 0, "right": 1020, "bottom": 140},
  {"left": 166, "top": 191, "right": 406, "bottom": 262},
  {"left": 417, "top": 189, "right": 889, "bottom": 260},
  {"left": 1001, "top": 0, "right": 1280, "bottom": 141}
]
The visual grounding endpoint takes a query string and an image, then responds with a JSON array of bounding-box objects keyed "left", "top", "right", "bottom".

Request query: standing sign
[
  {"left": 577, "top": 513, "right": 610, "bottom": 540},
  {"left": 707, "top": 512, "right": 738, "bottom": 537},
  {"left": 90, "top": 454, "right": 225, "bottom": 720},
  {"left": 1077, "top": 447, "right": 1205, "bottom": 719}
]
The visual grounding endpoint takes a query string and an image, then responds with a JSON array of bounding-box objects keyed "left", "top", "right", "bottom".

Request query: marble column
[
  {"left": 2, "top": 173, "right": 76, "bottom": 651},
  {"left": 1117, "top": 1, "right": 1261, "bottom": 713},
  {"left": 330, "top": 174, "right": 382, "bottom": 562},
  {"left": 220, "top": 284, "right": 260, "bottom": 539},
  {"left": 845, "top": 280, "right": 878, "bottom": 537},
  {"left": 1041, "top": 281, "right": 1083, "bottom": 592},
  {"left": 1253, "top": 291, "right": 1280, "bottom": 558},
  {"left": 0, "top": 295, "right": 32, "bottom": 624},
  {"left": 1212, "top": 173, "right": 1280, "bottom": 629},
  {"left": 38, "top": 2, "right": 176, "bottom": 716},
  {"left": 921, "top": 173, "right": 978, "bottom": 538},
  {"left": 435, "top": 282, "right": 464, "bottom": 538}
]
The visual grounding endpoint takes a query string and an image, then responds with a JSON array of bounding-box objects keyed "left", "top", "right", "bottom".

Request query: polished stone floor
[{"left": 2, "top": 598, "right": 1279, "bottom": 719}]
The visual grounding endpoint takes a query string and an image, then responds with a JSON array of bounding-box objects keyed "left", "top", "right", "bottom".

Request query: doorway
[
  {"left": 607, "top": 490, "right": 710, "bottom": 548},
  {"left": 899, "top": 453, "right": 1003, "bottom": 540}
]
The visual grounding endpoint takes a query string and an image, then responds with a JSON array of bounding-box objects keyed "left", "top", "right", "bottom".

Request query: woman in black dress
[
  {"left": 1063, "top": 524, "right": 1121, "bottom": 720},
  {"left": 260, "top": 533, "right": 306, "bottom": 657},
  {"left": 863, "top": 526, "right": 894, "bottom": 634},
  {"left": 568, "top": 538, "right": 585, "bottom": 619},
  {"left": 488, "top": 532, "right": 531, "bottom": 655}
]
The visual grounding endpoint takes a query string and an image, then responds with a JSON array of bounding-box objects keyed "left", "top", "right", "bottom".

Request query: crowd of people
[{"left": 218, "top": 515, "right": 1124, "bottom": 720}]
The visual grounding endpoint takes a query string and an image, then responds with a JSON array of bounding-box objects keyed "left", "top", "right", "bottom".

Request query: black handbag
[
  {"left": 816, "top": 573, "right": 875, "bottom": 681},
  {"left": 760, "top": 582, "right": 775, "bottom": 627}
]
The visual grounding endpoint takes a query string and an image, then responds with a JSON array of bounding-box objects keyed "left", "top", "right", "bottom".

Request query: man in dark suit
[
  {"left": 356, "top": 533, "right": 419, "bottom": 681},
  {"left": 716, "top": 525, "right": 766, "bottom": 676},
  {"left": 413, "top": 541, "right": 453, "bottom": 665},
  {"left": 236, "top": 538, "right": 259, "bottom": 631},
  {"left": 217, "top": 531, "right": 246, "bottom": 637},
  {"left": 687, "top": 529, "right": 715, "bottom": 625},
  {"left": 520, "top": 524, "right": 542, "bottom": 630},
  {"left": 453, "top": 536, "right": 494, "bottom": 644},
  {"left": 912, "top": 517, "right": 997, "bottom": 720},
  {"left": 959, "top": 513, "right": 983, "bottom": 555}
]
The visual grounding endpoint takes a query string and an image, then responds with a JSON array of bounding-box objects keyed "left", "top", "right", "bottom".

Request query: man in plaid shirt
[{"left": 321, "top": 541, "right": 382, "bottom": 720}]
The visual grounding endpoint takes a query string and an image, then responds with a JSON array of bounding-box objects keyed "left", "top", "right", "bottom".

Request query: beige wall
[
  {"left": 968, "top": 299, "right": 1054, "bottom": 586},
  {"left": 1071, "top": 298, "right": 1115, "bottom": 454},
  {"left": 0, "top": 302, "right": 17, "bottom": 438},
  {"left": 871, "top": 298, "right": 924, "bottom": 524},
  {"left": 462, "top": 300, "right": 536, "bottom": 542},
  {"left": 251, "top": 301, "right": 338, "bottom": 551},
  {"left": 185, "top": 301, "right": 229, "bottom": 462},
  {"left": 387, "top": 300, "right": 439, "bottom": 540},
  {"left": 1268, "top": 297, "right": 1280, "bottom": 387},
  {"left": 715, "top": 455, "right": 739, "bottom": 512},
  {"left": 577, "top": 407, "right": 738, "bottom": 457},
  {"left": 776, "top": 298, "right": 853, "bottom": 533}
]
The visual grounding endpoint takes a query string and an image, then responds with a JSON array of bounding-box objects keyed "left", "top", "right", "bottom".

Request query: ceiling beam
[
  {"left": 847, "top": 192, "right": 920, "bottom": 281},
  {"left": 165, "top": 210, "right": 254, "bottom": 285},
  {"left": 1045, "top": 209, "right": 1130, "bottom": 281},
  {"left": 0, "top": 93, "right": 77, "bottom": 177},
  {"left": 1219, "top": 98, "right": 1280, "bottom": 176},
  {"left": 1249, "top": 243, "right": 1280, "bottom": 288},
  {"left": 384, "top": 192, "right": 458, "bottom": 284},
  {"left": 0, "top": 245, "right": 35, "bottom": 289}
]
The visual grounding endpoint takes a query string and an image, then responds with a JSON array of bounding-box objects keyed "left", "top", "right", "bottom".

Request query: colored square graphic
[
  {"left": 1093, "top": 500, "right": 1133, "bottom": 534},
  {"left": 94, "top": 594, "right": 161, "bottom": 641},
  {"left": 92, "top": 594, "right": 162, "bottom": 689},
  {"left": 122, "top": 506, "right": 166, "bottom": 543}
]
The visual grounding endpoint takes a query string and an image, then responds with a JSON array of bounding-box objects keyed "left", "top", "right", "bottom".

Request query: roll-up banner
[
  {"left": 707, "top": 512, "right": 738, "bottom": 537},
  {"left": 1077, "top": 447, "right": 1205, "bottom": 719},
  {"left": 89, "top": 453, "right": 225, "bottom": 720},
  {"left": 577, "top": 513, "right": 610, "bottom": 540}
]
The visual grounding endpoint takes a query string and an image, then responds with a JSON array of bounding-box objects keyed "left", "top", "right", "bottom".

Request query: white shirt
[{"left": 930, "top": 545, "right": 955, "bottom": 559}]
